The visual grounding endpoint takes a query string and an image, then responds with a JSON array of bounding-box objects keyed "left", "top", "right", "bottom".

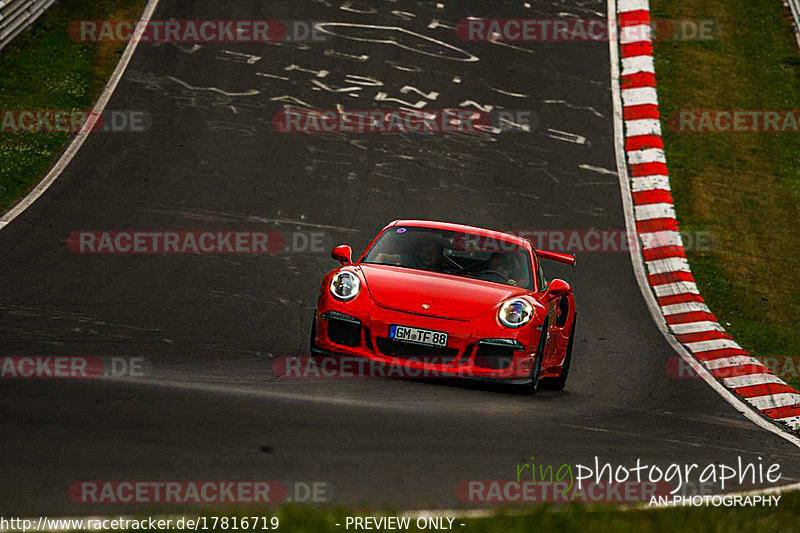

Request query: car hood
[{"left": 358, "top": 263, "right": 526, "bottom": 320}]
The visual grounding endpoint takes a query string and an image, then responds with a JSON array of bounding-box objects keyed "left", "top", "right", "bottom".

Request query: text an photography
[
  {"left": 70, "top": 481, "right": 332, "bottom": 504},
  {"left": 68, "top": 20, "right": 328, "bottom": 43},
  {"left": 67, "top": 231, "right": 328, "bottom": 254},
  {"left": 273, "top": 109, "right": 537, "bottom": 134},
  {"left": 461, "top": 457, "right": 782, "bottom": 506},
  {"left": 0, "top": 356, "right": 149, "bottom": 379},
  {"left": 0, "top": 109, "right": 150, "bottom": 133},
  {"left": 456, "top": 18, "right": 718, "bottom": 42}
]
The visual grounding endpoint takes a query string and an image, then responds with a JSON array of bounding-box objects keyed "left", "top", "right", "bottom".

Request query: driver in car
[
  {"left": 480, "top": 252, "right": 519, "bottom": 285},
  {"left": 414, "top": 240, "right": 445, "bottom": 272}
]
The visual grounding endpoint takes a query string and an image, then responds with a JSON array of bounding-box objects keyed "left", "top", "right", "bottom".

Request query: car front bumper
[{"left": 312, "top": 296, "right": 550, "bottom": 382}]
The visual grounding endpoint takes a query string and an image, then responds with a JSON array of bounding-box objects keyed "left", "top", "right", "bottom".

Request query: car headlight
[
  {"left": 498, "top": 298, "right": 534, "bottom": 328},
  {"left": 330, "top": 270, "right": 361, "bottom": 301}
]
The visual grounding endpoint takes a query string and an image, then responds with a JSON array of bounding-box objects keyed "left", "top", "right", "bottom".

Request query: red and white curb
[{"left": 614, "top": 0, "right": 800, "bottom": 432}]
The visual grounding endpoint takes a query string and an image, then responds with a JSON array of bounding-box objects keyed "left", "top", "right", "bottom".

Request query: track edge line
[{"left": 0, "top": 0, "right": 162, "bottom": 231}]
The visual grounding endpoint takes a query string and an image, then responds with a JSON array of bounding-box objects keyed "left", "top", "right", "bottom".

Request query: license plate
[{"left": 389, "top": 325, "right": 448, "bottom": 347}]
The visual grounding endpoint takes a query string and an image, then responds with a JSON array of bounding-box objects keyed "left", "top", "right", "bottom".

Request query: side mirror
[
  {"left": 331, "top": 245, "right": 353, "bottom": 265},
  {"left": 545, "top": 278, "right": 571, "bottom": 300}
]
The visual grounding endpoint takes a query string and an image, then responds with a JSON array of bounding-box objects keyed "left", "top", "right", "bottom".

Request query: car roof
[{"left": 386, "top": 219, "right": 532, "bottom": 249}]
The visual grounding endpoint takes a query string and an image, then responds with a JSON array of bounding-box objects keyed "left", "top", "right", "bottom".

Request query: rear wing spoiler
[{"left": 536, "top": 249, "right": 576, "bottom": 268}]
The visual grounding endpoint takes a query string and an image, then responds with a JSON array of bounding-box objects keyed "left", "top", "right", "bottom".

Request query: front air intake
[{"left": 325, "top": 316, "right": 362, "bottom": 347}]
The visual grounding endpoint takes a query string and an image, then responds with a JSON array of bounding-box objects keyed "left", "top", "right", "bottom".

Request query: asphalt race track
[{"left": 2, "top": 0, "right": 800, "bottom": 516}]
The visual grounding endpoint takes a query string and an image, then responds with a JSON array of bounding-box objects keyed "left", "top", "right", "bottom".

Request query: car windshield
[{"left": 361, "top": 226, "right": 533, "bottom": 289}]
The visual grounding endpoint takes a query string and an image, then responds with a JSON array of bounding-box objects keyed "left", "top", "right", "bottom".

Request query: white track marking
[
  {"left": 545, "top": 128, "right": 588, "bottom": 145},
  {"left": 374, "top": 92, "right": 428, "bottom": 108},
  {"left": 703, "top": 356, "right": 764, "bottom": 370},
  {"left": 627, "top": 148, "right": 666, "bottom": 164},
  {"left": 400, "top": 85, "right": 439, "bottom": 99},
  {"left": 620, "top": 24, "right": 651, "bottom": 43},
  {"left": 285, "top": 64, "right": 329, "bottom": 77},
  {"left": 669, "top": 321, "right": 724, "bottom": 335},
  {"left": 652, "top": 280, "right": 699, "bottom": 297},
  {"left": 660, "top": 301, "right": 710, "bottom": 315},
  {"left": 168, "top": 76, "right": 259, "bottom": 96},
  {"left": 385, "top": 60, "right": 422, "bottom": 72},
  {"left": 391, "top": 10, "right": 416, "bottom": 21},
  {"left": 578, "top": 164, "right": 618, "bottom": 175},
  {"left": 314, "top": 23, "right": 479, "bottom": 62},
  {"left": 489, "top": 86, "right": 530, "bottom": 98},
  {"left": 311, "top": 79, "right": 363, "bottom": 93},
  {"left": 640, "top": 230, "right": 683, "bottom": 249},
  {"left": 218, "top": 50, "right": 261, "bottom": 64},
  {"left": 340, "top": 0, "right": 377, "bottom": 13},
  {"left": 544, "top": 99, "right": 605, "bottom": 118},
  {"left": 631, "top": 175, "right": 670, "bottom": 191},
  {"left": 622, "top": 55, "right": 655, "bottom": 75},
  {"left": 270, "top": 95, "right": 313, "bottom": 108},
  {"left": 0, "top": 0, "right": 162, "bottom": 231},
  {"left": 607, "top": 0, "right": 800, "bottom": 448},
  {"left": 725, "top": 373, "right": 786, "bottom": 389},
  {"left": 621, "top": 87, "right": 658, "bottom": 106},
  {"left": 169, "top": 43, "right": 201, "bottom": 54},
  {"left": 256, "top": 72, "right": 290, "bottom": 81},
  {"left": 625, "top": 118, "right": 661, "bottom": 136},
  {"left": 426, "top": 18, "right": 455, "bottom": 30},
  {"left": 346, "top": 74, "right": 383, "bottom": 87},
  {"left": 634, "top": 203, "right": 675, "bottom": 220},
  {"left": 685, "top": 339, "right": 742, "bottom": 353},
  {"left": 619, "top": 0, "right": 650, "bottom": 11},
  {"left": 779, "top": 416, "right": 800, "bottom": 430},
  {"left": 748, "top": 393, "right": 800, "bottom": 410},
  {"left": 646, "top": 257, "right": 691, "bottom": 276},
  {"left": 324, "top": 49, "right": 369, "bottom": 62}
]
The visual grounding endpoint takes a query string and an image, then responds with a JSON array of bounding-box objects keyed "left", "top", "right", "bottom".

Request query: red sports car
[{"left": 311, "top": 220, "right": 576, "bottom": 391}]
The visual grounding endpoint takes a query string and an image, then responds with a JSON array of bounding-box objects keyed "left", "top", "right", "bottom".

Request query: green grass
[
  {"left": 49, "top": 491, "right": 800, "bottom": 532},
  {"left": 0, "top": 0, "right": 146, "bottom": 212},
  {"left": 651, "top": 0, "right": 800, "bottom": 389}
]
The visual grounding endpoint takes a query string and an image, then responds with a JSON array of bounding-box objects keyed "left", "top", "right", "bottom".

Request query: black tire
[
  {"left": 310, "top": 312, "right": 318, "bottom": 352},
  {"left": 523, "top": 318, "right": 548, "bottom": 395},
  {"left": 540, "top": 316, "right": 576, "bottom": 391}
]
